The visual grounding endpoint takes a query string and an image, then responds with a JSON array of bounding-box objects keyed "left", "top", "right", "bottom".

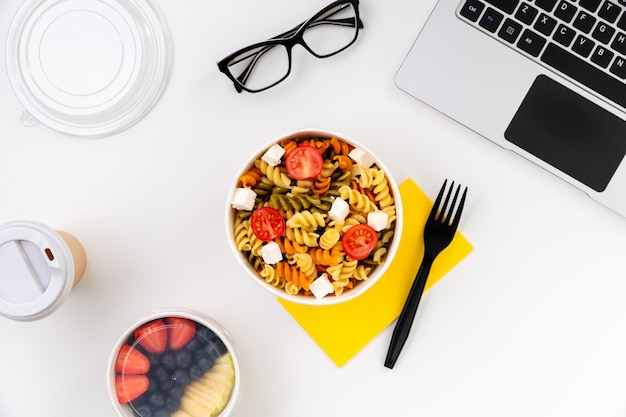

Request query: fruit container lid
[
  {"left": 5, "top": 0, "right": 172, "bottom": 138},
  {"left": 108, "top": 309, "right": 241, "bottom": 417},
  {"left": 0, "top": 221, "right": 75, "bottom": 321}
]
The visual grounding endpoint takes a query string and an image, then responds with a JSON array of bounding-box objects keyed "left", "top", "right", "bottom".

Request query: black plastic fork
[{"left": 385, "top": 179, "right": 468, "bottom": 369}]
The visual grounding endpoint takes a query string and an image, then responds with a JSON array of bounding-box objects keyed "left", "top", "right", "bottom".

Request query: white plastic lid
[
  {"left": 5, "top": 0, "right": 172, "bottom": 138},
  {"left": 0, "top": 221, "right": 74, "bottom": 321}
]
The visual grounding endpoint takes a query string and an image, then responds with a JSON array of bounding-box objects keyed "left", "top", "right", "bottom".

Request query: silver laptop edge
[{"left": 396, "top": 0, "right": 626, "bottom": 217}]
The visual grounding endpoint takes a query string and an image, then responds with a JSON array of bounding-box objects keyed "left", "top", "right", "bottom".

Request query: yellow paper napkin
[{"left": 278, "top": 178, "right": 473, "bottom": 367}]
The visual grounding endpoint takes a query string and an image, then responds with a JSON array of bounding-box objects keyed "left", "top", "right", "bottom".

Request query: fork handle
[{"left": 384, "top": 257, "right": 433, "bottom": 369}]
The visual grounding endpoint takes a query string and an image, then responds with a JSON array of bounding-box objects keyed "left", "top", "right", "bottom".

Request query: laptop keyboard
[{"left": 457, "top": 0, "right": 626, "bottom": 110}]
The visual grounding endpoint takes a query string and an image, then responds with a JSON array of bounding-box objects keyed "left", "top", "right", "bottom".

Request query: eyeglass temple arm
[{"left": 234, "top": 16, "right": 363, "bottom": 90}]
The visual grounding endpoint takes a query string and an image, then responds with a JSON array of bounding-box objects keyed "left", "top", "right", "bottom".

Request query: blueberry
[
  {"left": 133, "top": 403, "right": 153, "bottom": 417},
  {"left": 169, "top": 385, "right": 185, "bottom": 400},
  {"left": 174, "top": 350, "right": 193, "bottom": 369},
  {"left": 158, "top": 376, "right": 175, "bottom": 392},
  {"left": 189, "top": 364, "right": 204, "bottom": 380},
  {"left": 148, "top": 392, "right": 166, "bottom": 408},
  {"left": 184, "top": 336, "right": 200, "bottom": 352},
  {"left": 214, "top": 339, "right": 228, "bottom": 354},
  {"left": 172, "top": 369, "right": 190, "bottom": 386},
  {"left": 195, "top": 327, "right": 227, "bottom": 355},
  {"left": 164, "top": 397, "right": 181, "bottom": 413},
  {"left": 154, "top": 410, "right": 170, "bottom": 417},
  {"left": 149, "top": 366, "right": 170, "bottom": 384},
  {"left": 197, "top": 354, "right": 215, "bottom": 371},
  {"left": 160, "top": 352, "right": 176, "bottom": 371},
  {"left": 201, "top": 343, "right": 220, "bottom": 362},
  {"left": 196, "top": 325, "right": 219, "bottom": 341}
]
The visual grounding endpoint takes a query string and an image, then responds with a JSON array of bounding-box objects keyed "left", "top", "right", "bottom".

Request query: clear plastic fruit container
[{"left": 107, "top": 308, "right": 240, "bottom": 417}]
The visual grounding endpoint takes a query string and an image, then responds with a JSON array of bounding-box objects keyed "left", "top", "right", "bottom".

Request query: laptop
[{"left": 395, "top": 0, "right": 626, "bottom": 217}]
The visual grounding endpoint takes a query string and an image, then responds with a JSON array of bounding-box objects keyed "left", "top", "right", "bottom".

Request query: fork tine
[
  {"left": 443, "top": 183, "right": 461, "bottom": 224},
  {"left": 437, "top": 180, "right": 455, "bottom": 222},
  {"left": 450, "top": 186, "right": 468, "bottom": 228},
  {"left": 428, "top": 179, "right": 447, "bottom": 221}
]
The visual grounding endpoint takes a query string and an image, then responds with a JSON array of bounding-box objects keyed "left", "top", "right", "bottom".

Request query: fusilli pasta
[{"left": 231, "top": 134, "right": 398, "bottom": 299}]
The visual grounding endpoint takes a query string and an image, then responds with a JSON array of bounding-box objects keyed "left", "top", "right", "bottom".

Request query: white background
[{"left": 2, "top": 0, "right": 626, "bottom": 416}]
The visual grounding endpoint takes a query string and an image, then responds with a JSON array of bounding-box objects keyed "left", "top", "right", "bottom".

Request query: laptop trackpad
[{"left": 504, "top": 75, "right": 626, "bottom": 192}]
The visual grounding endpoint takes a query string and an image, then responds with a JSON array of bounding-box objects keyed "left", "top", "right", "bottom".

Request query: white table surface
[{"left": 2, "top": 0, "right": 626, "bottom": 416}]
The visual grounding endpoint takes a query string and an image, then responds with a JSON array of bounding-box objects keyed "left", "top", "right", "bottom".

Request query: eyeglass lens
[
  {"left": 224, "top": 2, "right": 359, "bottom": 92},
  {"left": 228, "top": 44, "right": 291, "bottom": 93},
  {"left": 303, "top": 2, "right": 359, "bottom": 57}
]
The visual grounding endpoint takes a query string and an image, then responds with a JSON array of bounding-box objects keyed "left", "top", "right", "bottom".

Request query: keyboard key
[
  {"left": 553, "top": 23, "right": 577, "bottom": 46},
  {"left": 592, "top": 22, "right": 616, "bottom": 43},
  {"left": 460, "top": 0, "right": 486, "bottom": 22},
  {"left": 579, "top": 0, "right": 602, "bottom": 12},
  {"left": 535, "top": 13, "right": 558, "bottom": 34},
  {"left": 618, "top": 12, "right": 626, "bottom": 30},
  {"left": 536, "top": 0, "right": 558, "bottom": 12},
  {"left": 573, "top": 11, "right": 597, "bottom": 32},
  {"left": 517, "top": 28, "right": 547, "bottom": 56},
  {"left": 611, "top": 31, "right": 626, "bottom": 53},
  {"left": 479, "top": 7, "right": 504, "bottom": 32},
  {"left": 572, "top": 34, "right": 596, "bottom": 56},
  {"left": 485, "top": 0, "right": 519, "bottom": 14},
  {"left": 498, "top": 18, "right": 524, "bottom": 42},
  {"left": 591, "top": 45, "right": 615, "bottom": 67},
  {"left": 597, "top": 0, "right": 622, "bottom": 22},
  {"left": 541, "top": 43, "right": 626, "bottom": 108},
  {"left": 515, "top": 3, "right": 539, "bottom": 24},
  {"left": 554, "top": 0, "right": 578, "bottom": 22},
  {"left": 610, "top": 56, "right": 626, "bottom": 78}
]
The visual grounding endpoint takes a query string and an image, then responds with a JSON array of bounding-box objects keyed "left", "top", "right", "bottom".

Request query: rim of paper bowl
[
  {"left": 107, "top": 308, "right": 241, "bottom": 417},
  {"left": 225, "top": 128, "right": 403, "bottom": 306}
]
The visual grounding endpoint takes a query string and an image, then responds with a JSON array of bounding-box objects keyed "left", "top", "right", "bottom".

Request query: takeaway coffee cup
[{"left": 0, "top": 220, "right": 87, "bottom": 321}]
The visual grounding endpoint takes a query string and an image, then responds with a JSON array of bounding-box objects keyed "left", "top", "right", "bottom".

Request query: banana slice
[
  {"left": 179, "top": 353, "right": 235, "bottom": 417},
  {"left": 171, "top": 410, "right": 195, "bottom": 417},
  {"left": 181, "top": 395, "right": 212, "bottom": 417}
]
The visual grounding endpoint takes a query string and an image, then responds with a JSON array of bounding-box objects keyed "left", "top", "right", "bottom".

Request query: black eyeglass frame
[{"left": 217, "top": 0, "right": 363, "bottom": 93}]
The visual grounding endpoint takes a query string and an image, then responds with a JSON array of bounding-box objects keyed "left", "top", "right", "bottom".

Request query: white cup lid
[
  {"left": 0, "top": 222, "right": 74, "bottom": 320},
  {"left": 5, "top": 0, "right": 172, "bottom": 138}
]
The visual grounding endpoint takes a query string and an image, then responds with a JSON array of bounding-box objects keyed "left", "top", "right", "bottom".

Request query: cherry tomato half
[
  {"left": 285, "top": 145, "right": 323, "bottom": 180},
  {"left": 250, "top": 206, "right": 286, "bottom": 241},
  {"left": 341, "top": 224, "right": 378, "bottom": 260}
]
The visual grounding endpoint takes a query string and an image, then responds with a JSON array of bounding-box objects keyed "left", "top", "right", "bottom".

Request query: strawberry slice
[
  {"left": 166, "top": 317, "right": 196, "bottom": 350},
  {"left": 134, "top": 319, "right": 167, "bottom": 354},
  {"left": 115, "top": 344, "right": 150, "bottom": 375},
  {"left": 115, "top": 374, "right": 149, "bottom": 404}
]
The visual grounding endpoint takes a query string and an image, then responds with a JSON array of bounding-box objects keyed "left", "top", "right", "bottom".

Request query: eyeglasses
[{"left": 217, "top": 0, "right": 363, "bottom": 93}]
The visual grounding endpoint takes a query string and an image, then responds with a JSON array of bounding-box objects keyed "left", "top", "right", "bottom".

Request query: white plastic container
[
  {"left": 0, "top": 220, "right": 87, "bottom": 321},
  {"left": 5, "top": 0, "right": 172, "bottom": 138},
  {"left": 108, "top": 308, "right": 241, "bottom": 417}
]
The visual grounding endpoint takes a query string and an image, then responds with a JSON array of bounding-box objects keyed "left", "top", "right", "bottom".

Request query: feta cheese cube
[
  {"left": 261, "top": 241, "right": 283, "bottom": 264},
  {"left": 231, "top": 188, "right": 257, "bottom": 211},
  {"left": 348, "top": 147, "right": 375, "bottom": 168},
  {"left": 309, "top": 273, "right": 334, "bottom": 299},
  {"left": 368, "top": 210, "right": 389, "bottom": 231},
  {"left": 328, "top": 198, "right": 350, "bottom": 221},
  {"left": 261, "top": 144, "right": 286, "bottom": 166}
]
